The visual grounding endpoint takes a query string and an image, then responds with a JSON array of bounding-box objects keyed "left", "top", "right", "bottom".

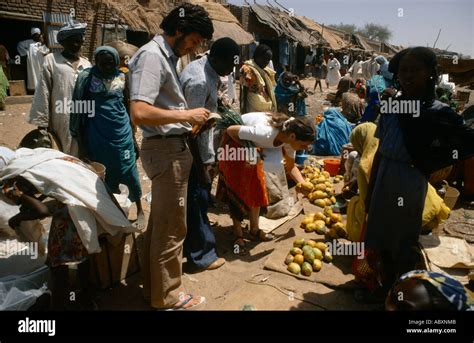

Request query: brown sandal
[
  {"left": 233, "top": 236, "right": 247, "bottom": 254},
  {"left": 249, "top": 229, "right": 274, "bottom": 242}
]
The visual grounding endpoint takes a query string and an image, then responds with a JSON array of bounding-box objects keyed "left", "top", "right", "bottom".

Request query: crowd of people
[{"left": 1, "top": 3, "right": 473, "bottom": 312}]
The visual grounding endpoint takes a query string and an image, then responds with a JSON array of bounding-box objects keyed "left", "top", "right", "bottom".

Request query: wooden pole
[{"left": 433, "top": 29, "right": 441, "bottom": 48}]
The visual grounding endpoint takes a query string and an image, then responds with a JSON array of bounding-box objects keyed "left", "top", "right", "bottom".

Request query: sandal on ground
[
  {"left": 233, "top": 236, "right": 247, "bottom": 254},
  {"left": 249, "top": 229, "right": 274, "bottom": 242},
  {"left": 162, "top": 294, "right": 206, "bottom": 311}
]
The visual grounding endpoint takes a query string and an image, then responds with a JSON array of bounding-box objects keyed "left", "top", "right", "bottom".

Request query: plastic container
[
  {"left": 295, "top": 153, "right": 309, "bottom": 165},
  {"left": 323, "top": 158, "right": 341, "bottom": 176},
  {"left": 444, "top": 185, "right": 460, "bottom": 210}
]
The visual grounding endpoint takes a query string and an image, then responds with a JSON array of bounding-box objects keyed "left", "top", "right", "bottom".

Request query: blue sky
[{"left": 228, "top": 0, "right": 474, "bottom": 57}]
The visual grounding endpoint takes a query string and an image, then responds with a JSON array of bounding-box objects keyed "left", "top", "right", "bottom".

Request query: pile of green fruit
[{"left": 285, "top": 238, "right": 333, "bottom": 277}]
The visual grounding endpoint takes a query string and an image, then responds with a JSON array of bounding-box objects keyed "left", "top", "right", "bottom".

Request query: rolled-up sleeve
[
  {"left": 129, "top": 51, "right": 164, "bottom": 105},
  {"left": 238, "top": 124, "right": 273, "bottom": 145}
]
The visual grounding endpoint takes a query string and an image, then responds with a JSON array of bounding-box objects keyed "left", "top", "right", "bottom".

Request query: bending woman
[{"left": 217, "top": 112, "right": 315, "bottom": 252}]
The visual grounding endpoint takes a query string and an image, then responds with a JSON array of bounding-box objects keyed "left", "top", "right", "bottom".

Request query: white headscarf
[{"left": 31, "top": 27, "right": 41, "bottom": 36}]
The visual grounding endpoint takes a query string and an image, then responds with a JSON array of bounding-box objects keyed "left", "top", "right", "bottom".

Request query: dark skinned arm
[{"left": 8, "top": 193, "right": 51, "bottom": 230}]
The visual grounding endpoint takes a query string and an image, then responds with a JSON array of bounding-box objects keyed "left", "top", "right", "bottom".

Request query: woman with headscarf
[
  {"left": 362, "top": 47, "right": 474, "bottom": 299},
  {"left": 386, "top": 270, "right": 474, "bottom": 311},
  {"left": 341, "top": 92, "right": 365, "bottom": 123},
  {"left": 70, "top": 46, "right": 144, "bottom": 228},
  {"left": 359, "top": 74, "right": 387, "bottom": 123},
  {"left": 274, "top": 72, "right": 307, "bottom": 117},
  {"left": 240, "top": 44, "right": 277, "bottom": 113},
  {"left": 375, "top": 55, "right": 393, "bottom": 85}
]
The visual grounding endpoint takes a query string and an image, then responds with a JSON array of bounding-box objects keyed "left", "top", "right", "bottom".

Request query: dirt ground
[{"left": 1, "top": 78, "right": 472, "bottom": 311}]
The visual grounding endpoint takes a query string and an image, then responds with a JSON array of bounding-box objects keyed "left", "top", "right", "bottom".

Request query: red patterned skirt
[{"left": 217, "top": 135, "right": 268, "bottom": 221}]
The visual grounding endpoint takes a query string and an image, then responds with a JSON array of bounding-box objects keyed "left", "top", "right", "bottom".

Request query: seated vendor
[{"left": 385, "top": 270, "right": 474, "bottom": 311}]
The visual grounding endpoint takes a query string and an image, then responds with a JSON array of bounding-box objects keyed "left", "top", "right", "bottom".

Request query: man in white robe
[
  {"left": 28, "top": 21, "right": 91, "bottom": 156},
  {"left": 16, "top": 28, "right": 37, "bottom": 58},
  {"left": 349, "top": 55, "right": 364, "bottom": 80},
  {"left": 26, "top": 29, "right": 50, "bottom": 92},
  {"left": 326, "top": 53, "right": 341, "bottom": 87},
  {"left": 362, "top": 53, "right": 379, "bottom": 80}
]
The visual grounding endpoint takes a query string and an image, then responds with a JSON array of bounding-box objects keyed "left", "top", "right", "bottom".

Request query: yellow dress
[{"left": 346, "top": 123, "right": 450, "bottom": 242}]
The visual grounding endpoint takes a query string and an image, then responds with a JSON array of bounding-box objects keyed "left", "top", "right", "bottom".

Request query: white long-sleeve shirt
[
  {"left": 28, "top": 52, "right": 91, "bottom": 155},
  {"left": 17, "top": 39, "right": 34, "bottom": 57},
  {"left": 27, "top": 42, "right": 50, "bottom": 91}
]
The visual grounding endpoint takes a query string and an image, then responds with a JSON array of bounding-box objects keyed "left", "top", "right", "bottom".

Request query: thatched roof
[
  {"left": 100, "top": 0, "right": 253, "bottom": 44},
  {"left": 353, "top": 34, "right": 402, "bottom": 55},
  {"left": 190, "top": 0, "right": 254, "bottom": 44},
  {"left": 211, "top": 20, "right": 254, "bottom": 45},
  {"left": 295, "top": 16, "right": 349, "bottom": 50},
  {"left": 189, "top": 0, "right": 239, "bottom": 24},
  {"left": 93, "top": 0, "right": 168, "bottom": 34},
  {"left": 249, "top": 4, "right": 321, "bottom": 47}
]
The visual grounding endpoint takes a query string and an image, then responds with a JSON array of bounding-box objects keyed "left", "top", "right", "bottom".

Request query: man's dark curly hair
[{"left": 160, "top": 3, "right": 214, "bottom": 40}]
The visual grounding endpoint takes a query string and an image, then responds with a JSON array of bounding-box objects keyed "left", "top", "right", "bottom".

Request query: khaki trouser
[{"left": 140, "top": 136, "right": 193, "bottom": 308}]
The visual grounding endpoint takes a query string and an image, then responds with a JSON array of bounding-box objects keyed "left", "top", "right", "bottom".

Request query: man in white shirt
[
  {"left": 17, "top": 28, "right": 40, "bottom": 57},
  {"left": 26, "top": 29, "right": 50, "bottom": 92},
  {"left": 349, "top": 55, "right": 363, "bottom": 80},
  {"left": 17, "top": 28, "right": 44, "bottom": 92},
  {"left": 362, "top": 53, "right": 379, "bottom": 80},
  {"left": 28, "top": 21, "right": 91, "bottom": 155}
]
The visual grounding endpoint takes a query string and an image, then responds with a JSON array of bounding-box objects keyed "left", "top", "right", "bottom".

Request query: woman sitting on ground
[
  {"left": 275, "top": 72, "right": 307, "bottom": 117},
  {"left": 345, "top": 123, "right": 450, "bottom": 245}
]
